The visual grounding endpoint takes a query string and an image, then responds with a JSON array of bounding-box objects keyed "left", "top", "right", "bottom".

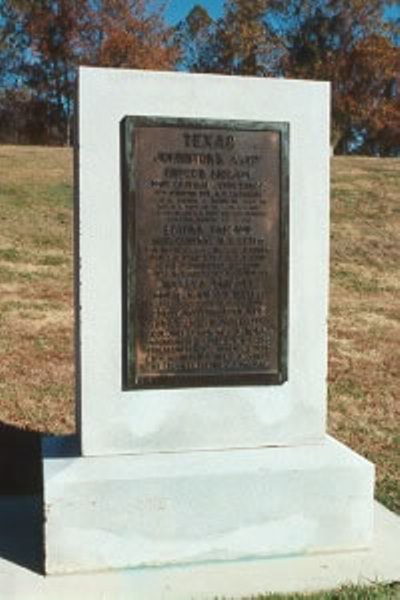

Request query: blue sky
[
  {"left": 164, "top": 1, "right": 400, "bottom": 25},
  {"left": 165, "top": 0, "right": 223, "bottom": 24}
]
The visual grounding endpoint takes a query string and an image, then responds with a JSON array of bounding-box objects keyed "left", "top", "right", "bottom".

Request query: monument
[{"left": 42, "top": 67, "right": 374, "bottom": 574}]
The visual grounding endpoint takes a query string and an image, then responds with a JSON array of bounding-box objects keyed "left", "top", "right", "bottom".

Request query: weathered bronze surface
[{"left": 122, "top": 118, "right": 288, "bottom": 389}]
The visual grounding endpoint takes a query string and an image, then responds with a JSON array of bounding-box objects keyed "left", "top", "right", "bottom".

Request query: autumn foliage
[
  {"left": 277, "top": 1, "right": 400, "bottom": 154},
  {"left": 93, "top": 0, "right": 179, "bottom": 69},
  {"left": 0, "top": 0, "right": 398, "bottom": 154},
  {"left": 0, "top": 0, "right": 179, "bottom": 144}
]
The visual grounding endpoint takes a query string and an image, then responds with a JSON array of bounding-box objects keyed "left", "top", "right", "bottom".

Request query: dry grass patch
[
  {"left": 0, "top": 145, "right": 74, "bottom": 435},
  {"left": 0, "top": 145, "right": 71, "bottom": 187},
  {"left": 329, "top": 156, "right": 400, "bottom": 513}
]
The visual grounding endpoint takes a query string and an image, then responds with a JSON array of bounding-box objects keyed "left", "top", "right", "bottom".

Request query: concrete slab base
[
  {"left": 0, "top": 500, "right": 399, "bottom": 599},
  {"left": 42, "top": 436, "right": 374, "bottom": 575}
]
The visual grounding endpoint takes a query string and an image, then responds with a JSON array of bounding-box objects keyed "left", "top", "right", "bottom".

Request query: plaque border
[{"left": 121, "top": 117, "right": 289, "bottom": 390}]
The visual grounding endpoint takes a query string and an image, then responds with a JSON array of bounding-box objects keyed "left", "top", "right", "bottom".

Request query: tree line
[{"left": 0, "top": 0, "right": 398, "bottom": 155}]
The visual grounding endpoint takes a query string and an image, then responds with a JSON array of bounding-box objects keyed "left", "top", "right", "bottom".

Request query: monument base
[{"left": 42, "top": 436, "right": 374, "bottom": 575}]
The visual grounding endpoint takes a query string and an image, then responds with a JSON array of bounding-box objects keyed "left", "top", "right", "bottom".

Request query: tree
[
  {"left": 344, "top": 35, "right": 400, "bottom": 156},
  {"left": 277, "top": 0, "right": 400, "bottom": 154},
  {"left": 0, "top": 0, "right": 179, "bottom": 144},
  {"left": 213, "top": 0, "right": 277, "bottom": 75},
  {"left": 0, "top": 0, "right": 94, "bottom": 144},
  {"left": 178, "top": 0, "right": 281, "bottom": 76},
  {"left": 178, "top": 0, "right": 399, "bottom": 155},
  {"left": 91, "top": 0, "right": 179, "bottom": 70},
  {"left": 175, "top": 4, "right": 213, "bottom": 72},
  {"left": 0, "top": 0, "right": 29, "bottom": 87},
  {"left": 24, "top": 0, "right": 94, "bottom": 144}
]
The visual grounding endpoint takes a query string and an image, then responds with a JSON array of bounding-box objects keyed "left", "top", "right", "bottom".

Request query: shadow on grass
[{"left": 0, "top": 422, "right": 44, "bottom": 574}]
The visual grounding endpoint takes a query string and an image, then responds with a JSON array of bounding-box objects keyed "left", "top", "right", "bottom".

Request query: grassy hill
[{"left": 0, "top": 146, "right": 399, "bottom": 518}]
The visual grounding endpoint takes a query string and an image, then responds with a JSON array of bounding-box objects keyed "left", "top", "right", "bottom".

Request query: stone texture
[
  {"left": 43, "top": 436, "right": 374, "bottom": 575},
  {"left": 2, "top": 499, "right": 400, "bottom": 599}
]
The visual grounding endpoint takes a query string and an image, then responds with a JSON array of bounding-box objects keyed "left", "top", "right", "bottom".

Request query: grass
[
  {"left": 233, "top": 582, "right": 400, "bottom": 599},
  {"left": 0, "top": 146, "right": 399, "bottom": 597},
  {"left": 0, "top": 145, "right": 74, "bottom": 433},
  {"left": 246, "top": 583, "right": 400, "bottom": 599},
  {"left": 329, "top": 157, "right": 400, "bottom": 514}
]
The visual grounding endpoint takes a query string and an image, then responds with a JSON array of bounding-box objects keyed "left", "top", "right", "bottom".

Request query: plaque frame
[{"left": 121, "top": 117, "right": 289, "bottom": 390}]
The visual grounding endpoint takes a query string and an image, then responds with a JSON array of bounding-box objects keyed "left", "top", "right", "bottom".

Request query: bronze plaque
[{"left": 122, "top": 118, "right": 288, "bottom": 389}]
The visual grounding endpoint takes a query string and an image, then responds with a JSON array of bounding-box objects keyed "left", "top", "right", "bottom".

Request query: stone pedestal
[
  {"left": 43, "top": 436, "right": 374, "bottom": 574},
  {"left": 42, "top": 68, "right": 375, "bottom": 576}
]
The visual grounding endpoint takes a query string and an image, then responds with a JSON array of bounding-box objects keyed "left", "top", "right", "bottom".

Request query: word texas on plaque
[{"left": 121, "top": 118, "right": 289, "bottom": 389}]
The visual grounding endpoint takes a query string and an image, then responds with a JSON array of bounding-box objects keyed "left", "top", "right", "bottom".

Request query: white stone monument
[{"left": 42, "top": 67, "right": 374, "bottom": 574}]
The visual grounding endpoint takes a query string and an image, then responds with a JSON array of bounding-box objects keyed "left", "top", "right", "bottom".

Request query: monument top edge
[{"left": 77, "top": 65, "right": 331, "bottom": 89}]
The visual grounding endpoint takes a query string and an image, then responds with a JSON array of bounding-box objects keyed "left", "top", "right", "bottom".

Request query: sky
[
  {"left": 164, "top": 0, "right": 400, "bottom": 26},
  {"left": 165, "top": 0, "right": 223, "bottom": 24}
]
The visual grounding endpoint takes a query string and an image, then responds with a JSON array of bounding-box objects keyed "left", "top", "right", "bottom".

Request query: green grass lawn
[{"left": 0, "top": 146, "right": 399, "bottom": 598}]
